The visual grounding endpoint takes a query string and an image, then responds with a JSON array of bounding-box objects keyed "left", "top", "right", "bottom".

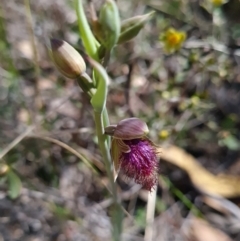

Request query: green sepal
[
  {"left": 111, "top": 138, "right": 121, "bottom": 181},
  {"left": 111, "top": 138, "right": 130, "bottom": 181},
  {"left": 118, "top": 11, "right": 155, "bottom": 44}
]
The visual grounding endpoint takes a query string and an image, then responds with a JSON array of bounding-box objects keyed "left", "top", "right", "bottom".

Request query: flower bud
[
  {"left": 0, "top": 164, "right": 9, "bottom": 176},
  {"left": 99, "top": 0, "right": 120, "bottom": 50},
  {"left": 50, "top": 39, "right": 86, "bottom": 79},
  {"left": 118, "top": 11, "right": 155, "bottom": 44},
  {"left": 111, "top": 118, "right": 149, "bottom": 140}
]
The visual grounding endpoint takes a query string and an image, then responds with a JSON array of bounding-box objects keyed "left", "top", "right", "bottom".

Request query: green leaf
[
  {"left": 75, "top": 0, "right": 99, "bottom": 60},
  {"left": 7, "top": 170, "right": 22, "bottom": 199},
  {"left": 219, "top": 135, "right": 240, "bottom": 151},
  {"left": 118, "top": 11, "right": 155, "bottom": 44},
  {"left": 88, "top": 58, "right": 108, "bottom": 113}
]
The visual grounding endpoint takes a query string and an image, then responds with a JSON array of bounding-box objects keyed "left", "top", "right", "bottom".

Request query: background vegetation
[{"left": 1, "top": 0, "right": 240, "bottom": 240}]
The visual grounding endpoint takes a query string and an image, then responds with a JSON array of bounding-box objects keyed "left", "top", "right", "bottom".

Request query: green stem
[
  {"left": 94, "top": 111, "right": 116, "bottom": 194},
  {"left": 103, "top": 107, "right": 111, "bottom": 146},
  {"left": 76, "top": 73, "right": 96, "bottom": 97},
  {"left": 93, "top": 110, "right": 122, "bottom": 241}
]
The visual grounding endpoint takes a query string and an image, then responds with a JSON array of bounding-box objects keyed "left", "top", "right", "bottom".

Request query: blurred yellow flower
[
  {"left": 160, "top": 28, "right": 186, "bottom": 54},
  {"left": 211, "top": 0, "right": 224, "bottom": 7},
  {"left": 159, "top": 130, "right": 169, "bottom": 139},
  {"left": 191, "top": 96, "right": 200, "bottom": 106}
]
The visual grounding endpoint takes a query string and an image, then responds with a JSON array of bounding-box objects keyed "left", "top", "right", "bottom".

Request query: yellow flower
[
  {"left": 160, "top": 28, "right": 186, "bottom": 54},
  {"left": 211, "top": 0, "right": 224, "bottom": 7},
  {"left": 191, "top": 96, "right": 200, "bottom": 106},
  {"left": 159, "top": 130, "right": 169, "bottom": 139}
]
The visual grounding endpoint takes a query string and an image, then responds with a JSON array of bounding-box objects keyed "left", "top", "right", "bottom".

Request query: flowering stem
[{"left": 93, "top": 110, "right": 122, "bottom": 241}]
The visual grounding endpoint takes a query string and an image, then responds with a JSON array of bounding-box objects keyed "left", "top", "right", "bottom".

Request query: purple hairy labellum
[{"left": 106, "top": 118, "right": 160, "bottom": 191}]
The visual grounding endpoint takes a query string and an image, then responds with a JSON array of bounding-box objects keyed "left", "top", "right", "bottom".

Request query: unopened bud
[
  {"left": 99, "top": 0, "right": 120, "bottom": 50},
  {"left": 0, "top": 164, "right": 9, "bottom": 176},
  {"left": 50, "top": 39, "right": 86, "bottom": 79},
  {"left": 118, "top": 11, "right": 155, "bottom": 44},
  {"left": 106, "top": 118, "right": 149, "bottom": 140}
]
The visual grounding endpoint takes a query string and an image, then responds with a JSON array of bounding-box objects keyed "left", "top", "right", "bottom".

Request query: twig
[
  {"left": 144, "top": 188, "right": 157, "bottom": 241},
  {"left": 24, "top": 0, "right": 42, "bottom": 112},
  {"left": 0, "top": 92, "right": 75, "bottom": 160},
  {"left": 125, "top": 62, "right": 134, "bottom": 117},
  {"left": 24, "top": 0, "right": 39, "bottom": 75},
  {"left": 184, "top": 39, "right": 240, "bottom": 57},
  {"left": 27, "top": 134, "right": 100, "bottom": 173},
  {"left": 0, "top": 126, "right": 35, "bottom": 160}
]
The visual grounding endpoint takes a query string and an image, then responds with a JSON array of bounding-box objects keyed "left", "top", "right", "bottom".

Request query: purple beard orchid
[{"left": 105, "top": 118, "right": 160, "bottom": 191}]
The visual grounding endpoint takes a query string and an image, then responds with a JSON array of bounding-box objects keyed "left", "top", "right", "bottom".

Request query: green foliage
[
  {"left": 219, "top": 134, "right": 240, "bottom": 151},
  {"left": 7, "top": 169, "right": 22, "bottom": 199},
  {"left": 118, "top": 11, "right": 155, "bottom": 44},
  {"left": 135, "top": 207, "right": 146, "bottom": 229},
  {"left": 162, "top": 176, "right": 202, "bottom": 217},
  {"left": 51, "top": 203, "right": 76, "bottom": 221},
  {"left": 75, "top": 0, "right": 99, "bottom": 60}
]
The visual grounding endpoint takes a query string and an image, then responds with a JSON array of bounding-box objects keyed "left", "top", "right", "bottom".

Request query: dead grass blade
[{"left": 162, "top": 145, "right": 240, "bottom": 198}]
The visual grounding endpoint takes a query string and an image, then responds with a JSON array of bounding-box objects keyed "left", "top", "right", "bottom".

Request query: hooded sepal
[{"left": 111, "top": 138, "right": 130, "bottom": 181}]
